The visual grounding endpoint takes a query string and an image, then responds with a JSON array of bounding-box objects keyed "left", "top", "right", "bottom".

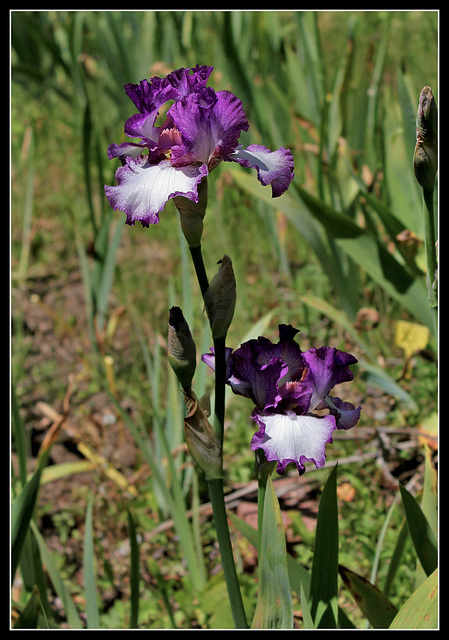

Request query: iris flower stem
[
  {"left": 212, "top": 335, "right": 226, "bottom": 446},
  {"left": 423, "top": 187, "right": 438, "bottom": 334},
  {"left": 188, "top": 241, "right": 247, "bottom": 627},
  {"left": 189, "top": 245, "right": 209, "bottom": 297},
  {"left": 207, "top": 340, "right": 248, "bottom": 628},
  {"left": 207, "top": 478, "right": 249, "bottom": 628}
]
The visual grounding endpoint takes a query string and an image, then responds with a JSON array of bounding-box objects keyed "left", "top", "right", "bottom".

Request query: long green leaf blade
[
  {"left": 30, "top": 521, "right": 83, "bottom": 629},
  {"left": 83, "top": 496, "right": 100, "bottom": 629},
  {"left": 127, "top": 508, "right": 140, "bottom": 628},
  {"left": 309, "top": 465, "right": 339, "bottom": 629},
  {"left": 13, "top": 586, "right": 40, "bottom": 629},
  {"left": 339, "top": 565, "right": 398, "bottom": 628},
  {"left": 251, "top": 473, "right": 293, "bottom": 629},
  {"left": 389, "top": 568, "right": 438, "bottom": 630},
  {"left": 11, "top": 467, "right": 42, "bottom": 583},
  {"left": 399, "top": 483, "right": 437, "bottom": 577}
]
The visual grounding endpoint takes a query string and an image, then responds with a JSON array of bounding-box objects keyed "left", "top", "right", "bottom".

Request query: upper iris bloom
[
  {"left": 104, "top": 65, "right": 294, "bottom": 227},
  {"left": 202, "top": 325, "right": 361, "bottom": 475}
]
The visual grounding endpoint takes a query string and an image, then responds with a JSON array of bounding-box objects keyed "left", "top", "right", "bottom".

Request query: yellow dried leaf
[{"left": 394, "top": 320, "right": 429, "bottom": 360}]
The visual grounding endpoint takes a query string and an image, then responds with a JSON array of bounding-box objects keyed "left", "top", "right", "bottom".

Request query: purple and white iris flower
[
  {"left": 202, "top": 325, "right": 361, "bottom": 475},
  {"left": 105, "top": 65, "right": 294, "bottom": 227}
]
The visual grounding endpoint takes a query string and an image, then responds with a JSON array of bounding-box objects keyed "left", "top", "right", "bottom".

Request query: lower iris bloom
[
  {"left": 104, "top": 65, "right": 294, "bottom": 227},
  {"left": 202, "top": 325, "right": 361, "bottom": 475}
]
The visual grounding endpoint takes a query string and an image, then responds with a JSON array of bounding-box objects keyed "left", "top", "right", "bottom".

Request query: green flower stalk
[{"left": 413, "top": 86, "right": 438, "bottom": 331}]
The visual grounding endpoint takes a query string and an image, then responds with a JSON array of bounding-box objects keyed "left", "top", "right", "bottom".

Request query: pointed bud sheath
[
  {"left": 184, "top": 390, "right": 223, "bottom": 479},
  {"left": 204, "top": 255, "right": 236, "bottom": 339},
  {"left": 414, "top": 86, "right": 438, "bottom": 191},
  {"left": 173, "top": 177, "right": 208, "bottom": 248},
  {"left": 168, "top": 306, "right": 197, "bottom": 391}
]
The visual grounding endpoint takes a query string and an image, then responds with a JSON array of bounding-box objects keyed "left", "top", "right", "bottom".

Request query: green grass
[{"left": 11, "top": 10, "right": 438, "bottom": 629}]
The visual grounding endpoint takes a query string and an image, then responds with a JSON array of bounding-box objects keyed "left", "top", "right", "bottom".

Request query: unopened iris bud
[
  {"left": 168, "top": 306, "right": 197, "bottom": 391},
  {"left": 203, "top": 255, "right": 236, "bottom": 339},
  {"left": 414, "top": 86, "right": 438, "bottom": 191},
  {"left": 173, "top": 177, "right": 208, "bottom": 248},
  {"left": 184, "top": 390, "right": 223, "bottom": 479}
]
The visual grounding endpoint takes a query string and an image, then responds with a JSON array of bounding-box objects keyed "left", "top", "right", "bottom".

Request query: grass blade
[
  {"left": 11, "top": 467, "right": 42, "bottom": 583},
  {"left": 108, "top": 393, "right": 206, "bottom": 591},
  {"left": 30, "top": 521, "right": 83, "bottom": 629},
  {"left": 83, "top": 495, "right": 100, "bottom": 629},
  {"left": 127, "top": 508, "right": 140, "bottom": 628},
  {"left": 11, "top": 381, "right": 29, "bottom": 487}
]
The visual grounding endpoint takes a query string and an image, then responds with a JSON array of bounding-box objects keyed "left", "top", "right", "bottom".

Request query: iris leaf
[
  {"left": 389, "top": 568, "right": 438, "bottom": 630},
  {"left": 309, "top": 464, "right": 339, "bottom": 628},
  {"left": 339, "top": 565, "right": 398, "bottom": 628},
  {"left": 399, "top": 483, "right": 437, "bottom": 578},
  {"left": 251, "top": 473, "right": 293, "bottom": 629}
]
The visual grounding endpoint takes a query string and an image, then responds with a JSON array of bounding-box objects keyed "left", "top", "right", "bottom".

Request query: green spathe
[
  {"left": 204, "top": 255, "right": 236, "bottom": 339},
  {"left": 184, "top": 390, "right": 223, "bottom": 480},
  {"left": 168, "top": 306, "right": 197, "bottom": 392},
  {"left": 413, "top": 86, "right": 438, "bottom": 191}
]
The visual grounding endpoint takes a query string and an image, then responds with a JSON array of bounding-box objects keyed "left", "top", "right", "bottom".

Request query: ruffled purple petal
[
  {"left": 228, "top": 144, "right": 294, "bottom": 197},
  {"left": 124, "top": 110, "right": 162, "bottom": 145},
  {"left": 251, "top": 409, "right": 337, "bottom": 475},
  {"left": 169, "top": 89, "right": 249, "bottom": 167},
  {"left": 229, "top": 354, "right": 287, "bottom": 409},
  {"left": 232, "top": 325, "right": 304, "bottom": 383},
  {"left": 166, "top": 65, "right": 214, "bottom": 98},
  {"left": 324, "top": 395, "right": 362, "bottom": 430},
  {"left": 124, "top": 66, "right": 214, "bottom": 115},
  {"left": 104, "top": 155, "right": 208, "bottom": 227},
  {"left": 124, "top": 76, "right": 178, "bottom": 114},
  {"left": 301, "top": 346, "right": 358, "bottom": 412}
]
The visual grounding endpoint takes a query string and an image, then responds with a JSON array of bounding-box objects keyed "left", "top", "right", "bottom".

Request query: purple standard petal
[
  {"left": 169, "top": 89, "right": 249, "bottom": 168},
  {"left": 301, "top": 346, "right": 358, "bottom": 412},
  {"left": 122, "top": 66, "right": 214, "bottom": 141},
  {"left": 251, "top": 409, "right": 337, "bottom": 475},
  {"left": 231, "top": 325, "right": 304, "bottom": 384},
  {"left": 229, "top": 353, "right": 287, "bottom": 410},
  {"left": 104, "top": 155, "right": 208, "bottom": 227},
  {"left": 206, "top": 324, "right": 307, "bottom": 411},
  {"left": 165, "top": 65, "right": 214, "bottom": 98},
  {"left": 124, "top": 76, "right": 178, "bottom": 115},
  {"left": 124, "top": 109, "right": 162, "bottom": 145},
  {"left": 201, "top": 345, "right": 282, "bottom": 408},
  {"left": 269, "top": 325, "right": 305, "bottom": 383},
  {"left": 228, "top": 144, "right": 294, "bottom": 197}
]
